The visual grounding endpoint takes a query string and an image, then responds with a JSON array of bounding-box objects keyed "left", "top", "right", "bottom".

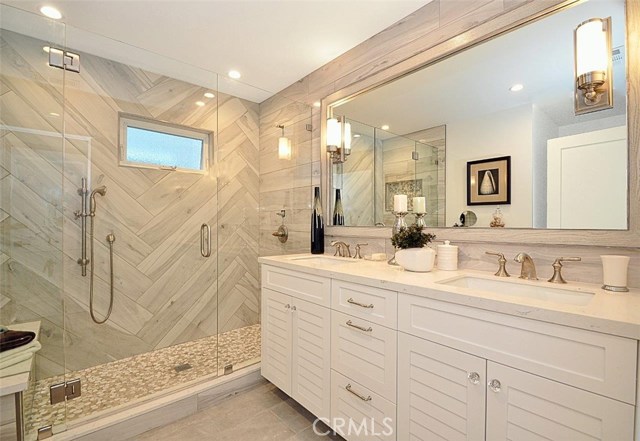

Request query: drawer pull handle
[
  {"left": 346, "top": 384, "right": 372, "bottom": 402},
  {"left": 488, "top": 379, "right": 501, "bottom": 393},
  {"left": 347, "top": 298, "right": 374, "bottom": 309},
  {"left": 468, "top": 372, "right": 480, "bottom": 385},
  {"left": 346, "top": 320, "right": 372, "bottom": 332}
]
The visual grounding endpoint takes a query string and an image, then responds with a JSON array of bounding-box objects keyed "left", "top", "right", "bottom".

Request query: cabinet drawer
[
  {"left": 262, "top": 265, "right": 330, "bottom": 307},
  {"left": 332, "top": 280, "right": 397, "bottom": 328},
  {"left": 331, "top": 370, "right": 396, "bottom": 441},
  {"left": 331, "top": 310, "right": 397, "bottom": 403},
  {"left": 399, "top": 294, "right": 637, "bottom": 404}
]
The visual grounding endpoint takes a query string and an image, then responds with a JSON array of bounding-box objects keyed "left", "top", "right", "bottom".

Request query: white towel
[{"left": 0, "top": 341, "right": 41, "bottom": 369}]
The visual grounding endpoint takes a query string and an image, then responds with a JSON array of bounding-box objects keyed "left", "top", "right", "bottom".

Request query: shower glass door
[{"left": 0, "top": 5, "right": 68, "bottom": 438}]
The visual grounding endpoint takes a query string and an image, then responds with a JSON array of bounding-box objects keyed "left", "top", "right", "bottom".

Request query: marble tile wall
[
  {"left": 258, "top": 0, "right": 640, "bottom": 283},
  {"left": 0, "top": 30, "right": 260, "bottom": 380}
]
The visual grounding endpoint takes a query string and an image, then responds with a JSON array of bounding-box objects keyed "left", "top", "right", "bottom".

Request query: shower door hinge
[
  {"left": 50, "top": 378, "right": 82, "bottom": 404},
  {"left": 305, "top": 124, "right": 312, "bottom": 132},
  {"left": 412, "top": 151, "right": 420, "bottom": 160},
  {"left": 48, "top": 48, "right": 80, "bottom": 73}
]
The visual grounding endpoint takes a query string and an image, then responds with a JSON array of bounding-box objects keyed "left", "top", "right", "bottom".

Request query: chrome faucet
[
  {"left": 331, "top": 241, "right": 351, "bottom": 258},
  {"left": 514, "top": 253, "right": 537, "bottom": 280}
]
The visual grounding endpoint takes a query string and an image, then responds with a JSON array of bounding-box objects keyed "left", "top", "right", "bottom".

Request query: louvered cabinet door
[
  {"left": 397, "top": 333, "right": 486, "bottom": 441},
  {"left": 486, "top": 362, "right": 635, "bottom": 441},
  {"left": 291, "top": 297, "right": 331, "bottom": 419},
  {"left": 261, "top": 288, "right": 293, "bottom": 395}
]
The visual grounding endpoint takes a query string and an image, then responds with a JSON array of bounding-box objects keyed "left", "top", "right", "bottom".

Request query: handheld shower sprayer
[
  {"left": 89, "top": 186, "right": 107, "bottom": 216},
  {"left": 76, "top": 180, "right": 115, "bottom": 324}
]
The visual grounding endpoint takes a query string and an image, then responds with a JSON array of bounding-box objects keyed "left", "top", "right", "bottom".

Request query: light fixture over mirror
[
  {"left": 574, "top": 17, "right": 613, "bottom": 115},
  {"left": 326, "top": 116, "right": 351, "bottom": 163},
  {"left": 277, "top": 124, "right": 291, "bottom": 160}
]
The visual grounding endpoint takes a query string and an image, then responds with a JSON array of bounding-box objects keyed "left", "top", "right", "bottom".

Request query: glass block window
[{"left": 119, "top": 114, "right": 212, "bottom": 172}]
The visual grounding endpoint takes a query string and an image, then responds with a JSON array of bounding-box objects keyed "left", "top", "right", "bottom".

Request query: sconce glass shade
[
  {"left": 326, "top": 118, "right": 340, "bottom": 150},
  {"left": 278, "top": 136, "right": 292, "bottom": 160},
  {"left": 343, "top": 121, "right": 352, "bottom": 155},
  {"left": 576, "top": 19, "right": 608, "bottom": 77},
  {"left": 574, "top": 17, "right": 613, "bottom": 115}
]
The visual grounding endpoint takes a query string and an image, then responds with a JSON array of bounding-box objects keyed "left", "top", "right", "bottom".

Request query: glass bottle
[
  {"left": 311, "top": 187, "right": 325, "bottom": 254},
  {"left": 333, "top": 189, "right": 345, "bottom": 226}
]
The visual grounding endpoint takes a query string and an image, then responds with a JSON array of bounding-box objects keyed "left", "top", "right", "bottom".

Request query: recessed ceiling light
[
  {"left": 195, "top": 101, "right": 205, "bottom": 107},
  {"left": 228, "top": 70, "right": 241, "bottom": 79},
  {"left": 203, "top": 92, "right": 215, "bottom": 99},
  {"left": 381, "top": 125, "right": 390, "bottom": 131},
  {"left": 313, "top": 101, "right": 321, "bottom": 108},
  {"left": 43, "top": 46, "right": 51, "bottom": 53},
  {"left": 510, "top": 83, "right": 524, "bottom": 92},
  {"left": 40, "top": 5, "right": 62, "bottom": 19}
]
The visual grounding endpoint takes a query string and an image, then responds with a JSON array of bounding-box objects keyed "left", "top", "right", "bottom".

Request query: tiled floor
[
  {"left": 24, "top": 324, "right": 261, "bottom": 436},
  {"left": 131, "top": 381, "right": 345, "bottom": 441}
]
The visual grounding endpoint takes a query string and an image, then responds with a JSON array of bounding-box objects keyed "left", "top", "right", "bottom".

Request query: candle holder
[
  {"left": 388, "top": 211, "right": 408, "bottom": 266},
  {"left": 414, "top": 212, "right": 426, "bottom": 228}
]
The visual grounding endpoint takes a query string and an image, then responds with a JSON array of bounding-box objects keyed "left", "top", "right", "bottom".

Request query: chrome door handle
[
  {"left": 200, "top": 223, "right": 212, "bottom": 257},
  {"left": 346, "top": 320, "right": 372, "bottom": 332},
  {"left": 345, "top": 384, "right": 371, "bottom": 402},
  {"left": 347, "top": 298, "right": 374, "bottom": 309}
]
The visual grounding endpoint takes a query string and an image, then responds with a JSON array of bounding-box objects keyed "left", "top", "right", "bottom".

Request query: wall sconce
[
  {"left": 277, "top": 124, "right": 291, "bottom": 160},
  {"left": 326, "top": 116, "right": 351, "bottom": 163},
  {"left": 574, "top": 17, "right": 613, "bottom": 115}
]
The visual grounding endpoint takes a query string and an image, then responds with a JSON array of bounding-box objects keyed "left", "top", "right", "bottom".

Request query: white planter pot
[{"left": 395, "top": 247, "right": 436, "bottom": 272}]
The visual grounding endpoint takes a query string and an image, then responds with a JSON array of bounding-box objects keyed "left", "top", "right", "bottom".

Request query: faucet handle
[
  {"left": 486, "top": 251, "right": 510, "bottom": 277},
  {"left": 354, "top": 243, "right": 368, "bottom": 259},
  {"left": 330, "top": 241, "right": 341, "bottom": 257},
  {"left": 548, "top": 257, "right": 581, "bottom": 284}
]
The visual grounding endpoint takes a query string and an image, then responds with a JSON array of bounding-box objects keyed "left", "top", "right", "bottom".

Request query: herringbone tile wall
[{"left": 0, "top": 29, "right": 260, "bottom": 380}]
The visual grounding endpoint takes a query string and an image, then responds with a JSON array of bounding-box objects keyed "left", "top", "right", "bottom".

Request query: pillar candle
[
  {"left": 413, "top": 197, "right": 426, "bottom": 213},
  {"left": 393, "top": 194, "right": 407, "bottom": 212}
]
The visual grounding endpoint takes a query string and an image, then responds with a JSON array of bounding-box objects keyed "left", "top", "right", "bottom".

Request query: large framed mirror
[{"left": 322, "top": 0, "right": 638, "bottom": 246}]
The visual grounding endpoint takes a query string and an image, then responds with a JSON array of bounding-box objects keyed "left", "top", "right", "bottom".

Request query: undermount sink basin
[
  {"left": 288, "top": 255, "right": 356, "bottom": 265},
  {"left": 437, "top": 275, "right": 594, "bottom": 306}
]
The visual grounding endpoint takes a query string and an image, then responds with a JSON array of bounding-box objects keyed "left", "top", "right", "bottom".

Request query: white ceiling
[
  {"left": 336, "top": 0, "right": 626, "bottom": 136},
  {"left": 1, "top": 0, "right": 430, "bottom": 102}
]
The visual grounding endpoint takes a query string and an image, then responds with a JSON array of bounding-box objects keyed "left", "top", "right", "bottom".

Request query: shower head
[
  {"left": 89, "top": 186, "right": 107, "bottom": 215},
  {"left": 91, "top": 186, "right": 107, "bottom": 197}
]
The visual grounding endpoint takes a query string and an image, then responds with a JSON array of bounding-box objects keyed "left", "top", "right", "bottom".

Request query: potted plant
[{"left": 391, "top": 224, "right": 436, "bottom": 272}]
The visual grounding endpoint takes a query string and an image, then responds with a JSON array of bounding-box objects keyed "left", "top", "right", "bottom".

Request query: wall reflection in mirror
[{"left": 329, "top": 0, "right": 627, "bottom": 230}]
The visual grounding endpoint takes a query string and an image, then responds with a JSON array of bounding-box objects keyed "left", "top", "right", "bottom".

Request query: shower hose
[{"left": 89, "top": 215, "right": 115, "bottom": 324}]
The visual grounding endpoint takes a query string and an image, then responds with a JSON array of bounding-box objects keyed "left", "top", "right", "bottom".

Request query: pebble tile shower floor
[{"left": 23, "top": 324, "right": 261, "bottom": 435}]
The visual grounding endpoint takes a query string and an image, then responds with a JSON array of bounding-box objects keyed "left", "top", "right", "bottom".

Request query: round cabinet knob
[
  {"left": 467, "top": 372, "right": 480, "bottom": 385},
  {"left": 284, "top": 304, "right": 290, "bottom": 309},
  {"left": 488, "top": 379, "right": 502, "bottom": 393},
  {"left": 291, "top": 306, "right": 297, "bottom": 311}
]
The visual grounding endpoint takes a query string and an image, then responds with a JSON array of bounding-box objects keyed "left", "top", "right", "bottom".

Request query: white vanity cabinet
[
  {"left": 260, "top": 260, "right": 639, "bottom": 441},
  {"left": 397, "top": 293, "right": 637, "bottom": 441},
  {"left": 261, "top": 266, "right": 331, "bottom": 419}
]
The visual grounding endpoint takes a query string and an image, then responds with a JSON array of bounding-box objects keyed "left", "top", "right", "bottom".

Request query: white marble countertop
[{"left": 259, "top": 254, "right": 640, "bottom": 340}]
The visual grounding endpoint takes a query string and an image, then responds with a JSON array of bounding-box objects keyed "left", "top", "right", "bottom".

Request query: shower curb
[{"left": 49, "top": 364, "right": 262, "bottom": 441}]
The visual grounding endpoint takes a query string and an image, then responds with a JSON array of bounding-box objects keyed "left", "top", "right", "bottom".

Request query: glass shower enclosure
[{"left": 0, "top": 5, "right": 283, "bottom": 439}]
